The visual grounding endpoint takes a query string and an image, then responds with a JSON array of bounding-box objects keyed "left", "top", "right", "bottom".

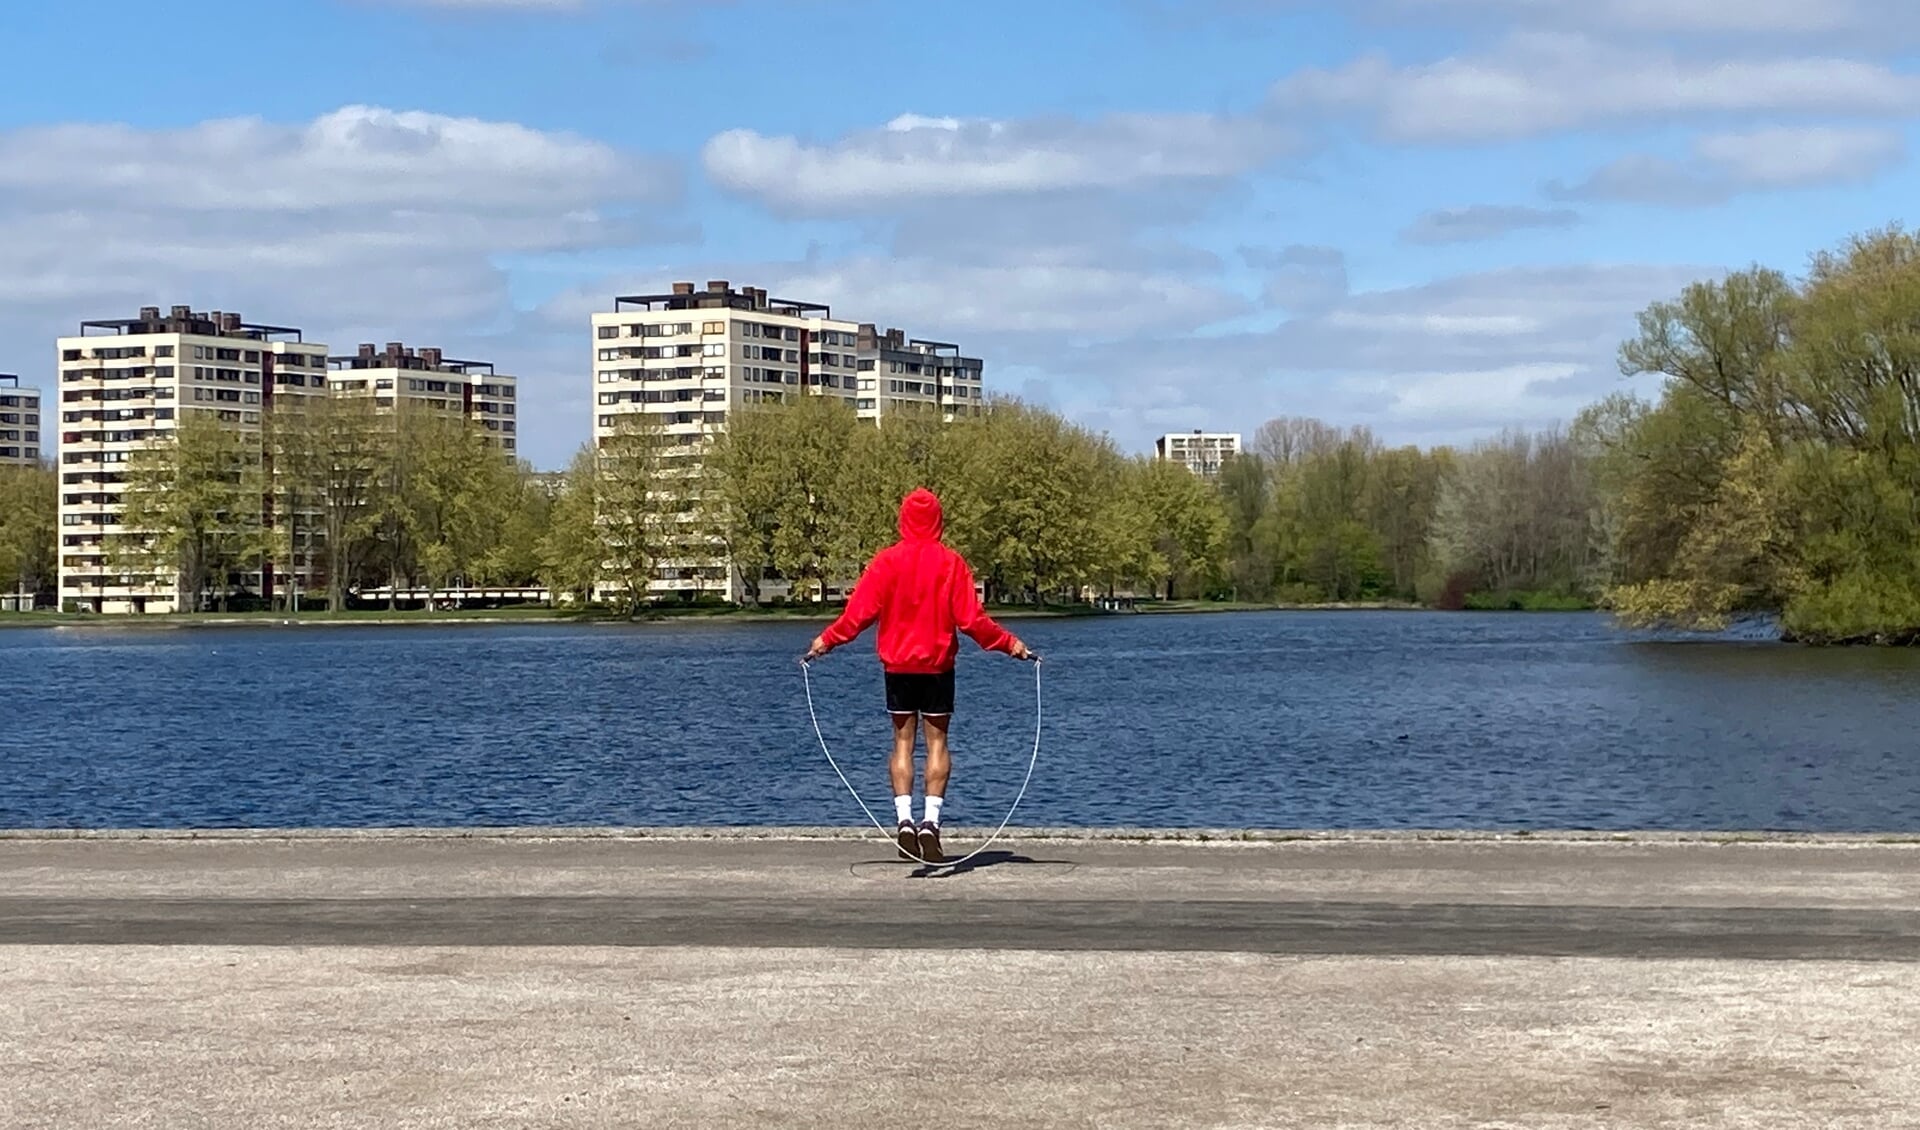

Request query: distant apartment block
[
  {"left": 590, "top": 280, "right": 986, "bottom": 597},
  {"left": 1156, "top": 431, "right": 1241, "bottom": 478},
  {"left": 55, "top": 306, "right": 330, "bottom": 614},
  {"left": 0, "top": 375, "right": 42, "bottom": 467},
  {"left": 326, "top": 342, "right": 518, "bottom": 451}
]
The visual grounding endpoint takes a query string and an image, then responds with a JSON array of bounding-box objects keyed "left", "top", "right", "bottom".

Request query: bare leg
[
  {"left": 889, "top": 713, "right": 918, "bottom": 798},
  {"left": 923, "top": 714, "right": 952, "bottom": 798}
]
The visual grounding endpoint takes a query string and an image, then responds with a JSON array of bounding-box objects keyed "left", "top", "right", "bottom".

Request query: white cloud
[
  {"left": 1344, "top": 362, "right": 1586, "bottom": 425},
  {"left": 1400, "top": 204, "right": 1581, "bottom": 244},
  {"left": 0, "top": 106, "right": 688, "bottom": 470},
  {"left": 1047, "top": 262, "right": 1708, "bottom": 450},
  {"left": 1554, "top": 125, "right": 1906, "bottom": 204},
  {"left": 0, "top": 106, "right": 675, "bottom": 213},
  {"left": 701, "top": 110, "right": 1297, "bottom": 212},
  {"left": 1695, "top": 126, "right": 1906, "bottom": 184},
  {"left": 1324, "top": 311, "right": 1544, "bottom": 336},
  {"left": 1272, "top": 33, "right": 1920, "bottom": 142}
]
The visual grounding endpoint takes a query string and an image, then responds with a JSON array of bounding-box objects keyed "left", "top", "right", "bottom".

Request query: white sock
[
  {"left": 894, "top": 795, "right": 913, "bottom": 825},
  {"left": 924, "top": 796, "right": 944, "bottom": 827}
]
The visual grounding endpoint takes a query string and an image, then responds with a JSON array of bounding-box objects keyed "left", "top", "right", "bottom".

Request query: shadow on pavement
[{"left": 847, "top": 851, "right": 1080, "bottom": 879}]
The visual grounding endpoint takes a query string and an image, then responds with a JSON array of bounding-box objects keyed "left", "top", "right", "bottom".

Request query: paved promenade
[{"left": 2, "top": 829, "right": 1918, "bottom": 1127}]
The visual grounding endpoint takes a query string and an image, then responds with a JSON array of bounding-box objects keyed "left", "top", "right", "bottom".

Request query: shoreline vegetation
[
  {"left": 7, "top": 226, "right": 1920, "bottom": 646},
  {"left": 0, "top": 595, "right": 1581, "bottom": 631}
]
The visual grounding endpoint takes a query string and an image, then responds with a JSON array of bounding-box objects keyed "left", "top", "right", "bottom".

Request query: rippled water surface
[{"left": 2, "top": 612, "right": 1918, "bottom": 830}]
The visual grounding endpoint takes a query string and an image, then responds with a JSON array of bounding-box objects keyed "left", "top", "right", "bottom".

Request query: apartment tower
[
  {"left": 55, "top": 306, "right": 330, "bottom": 614},
  {"left": 0, "top": 375, "right": 42, "bottom": 466},
  {"left": 325, "top": 342, "right": 518, "bottom": 451},
  {"left": 589, "top": 280, "right": 987, "bottom": 597},
  {"left": 1155, "top": 431, "right": 1241, "bottom": 478}
]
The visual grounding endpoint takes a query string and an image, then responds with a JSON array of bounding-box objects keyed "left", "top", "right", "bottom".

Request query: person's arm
[
  {"left": 951, "top": 558, "right": 1029, "bottom": 659},
  {"left": 809, "top": 554, "right": 889, "bottom": 659}
]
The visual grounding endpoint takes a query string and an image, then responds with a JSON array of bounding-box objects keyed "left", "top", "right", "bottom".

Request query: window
[
  {"left": 784, "top": 328, "right": 799, "bottom": 341},
  {"left": 598, "top": 370, "right": 618, "bottom": 383},
  {"left": 598, "top": 392, "right": 618, "bottom": 405},
  {"left": 703, "top": 321, "right": 725, "bottom": 334},
  {"left": 598, "top": 326, "right": 618, "bottom": 339},
  {"left": 704, "top": 343, "right": 726, "bottom": 357}
]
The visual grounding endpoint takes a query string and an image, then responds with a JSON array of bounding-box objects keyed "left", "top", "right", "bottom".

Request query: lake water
[{"left": 2, "top": 612, "right": 1918, "bottom": 832}]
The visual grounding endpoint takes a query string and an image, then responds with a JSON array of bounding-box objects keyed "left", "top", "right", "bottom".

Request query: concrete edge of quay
[{"left": 0, "top": 825, "right": 1916, "bottom": 846}]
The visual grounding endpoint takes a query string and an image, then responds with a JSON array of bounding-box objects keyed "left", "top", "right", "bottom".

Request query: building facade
[
  {"left": 0, "top": 375, "right": 42, "bottom": 467},
  {"left": 589, "top": 280, "right": 987, "bottom": 598},
  {"left": 325, "top": 342, "right": 518, "bottom": 451},
  {"left": 55, "top": 306, "right": 330, "bottom": 614},
  {"left": 1155, "top": 431, "right": 1241, "bottom": 478}
]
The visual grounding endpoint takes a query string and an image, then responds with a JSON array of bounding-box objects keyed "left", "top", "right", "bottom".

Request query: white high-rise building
[
  {"left": 1155, "top": 431, "right": 1241, "bottom": 478},
  {"left": 325, "top": 342, "right": 518, "bottom": 451},
  {"left": 0, "top": 375, "right": 42, "bottom": 467},
  {"left": 55, "top": 306, "right": 330, "bottom": 614},
  {"left": 589, "top": 280, "right": 987, "bottom": 598}
]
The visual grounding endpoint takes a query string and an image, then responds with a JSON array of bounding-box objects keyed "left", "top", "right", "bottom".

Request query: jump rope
[{"left": 800, "top": 654, "right": 1044, "bottom": 869}]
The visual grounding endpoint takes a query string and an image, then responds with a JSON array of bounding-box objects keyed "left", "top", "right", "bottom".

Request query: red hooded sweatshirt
[{"left": 818, "top": 488, "right": 1016, "bottom": 673}]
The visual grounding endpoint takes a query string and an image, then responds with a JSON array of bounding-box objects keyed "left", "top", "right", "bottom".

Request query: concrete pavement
[{"left": 2, "top": 830, "right": 1918, "bottom": 1127}]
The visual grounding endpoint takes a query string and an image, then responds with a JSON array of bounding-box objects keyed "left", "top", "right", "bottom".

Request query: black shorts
[{"left": 885, "top": 670, "right": 955, "bottom": 717}]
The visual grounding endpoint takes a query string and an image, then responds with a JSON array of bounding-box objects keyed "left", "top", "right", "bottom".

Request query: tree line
[{"left": 12, "top": 224, "right": 1920, "bottom": 642}]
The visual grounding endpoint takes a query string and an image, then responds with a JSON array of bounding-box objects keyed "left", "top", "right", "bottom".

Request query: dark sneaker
[
  {"left": 897, "top": 821, "right": 918, "bottom": 861},
  {"left": 917, "top": 821, "right": 947, "bottom": 865}
]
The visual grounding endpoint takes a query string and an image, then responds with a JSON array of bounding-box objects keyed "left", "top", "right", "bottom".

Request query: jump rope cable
[{"left": 800, "top": 655, "right": 1043, "bottom": 869}]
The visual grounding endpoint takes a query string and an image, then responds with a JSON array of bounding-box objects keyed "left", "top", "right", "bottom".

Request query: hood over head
[{"left": 898, "top": 487, "right": 944, "bottom": 541}]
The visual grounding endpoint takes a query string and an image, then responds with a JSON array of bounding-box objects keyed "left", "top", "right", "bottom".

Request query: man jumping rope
[{"left": 805, "top": 487, "right": 1032, "bottom": 864}]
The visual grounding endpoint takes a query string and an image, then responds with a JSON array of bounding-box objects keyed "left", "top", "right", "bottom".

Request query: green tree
[
  {"left": 1130, "top": 456, "right": 1228, "bottom": 599},
  {"left": 939, "top": 400, "right": 1110, "bottom": 604},
  {"left": 595, "top": 414, "right": 679, "bottom": 614},
  {"left": 0, "top": 464, "right": 55, "bottom": 604},
  {"left": 1217, "top": 453, "right": 1275, "bottom": 601},
  {"left": 270, "top": 392, "right": 383, "bottom": 612},
  {"left": 762, "top": 395, "right": 861, "bottom": 599},
  {"left": 539, "top": 447, "right": 604, "bottom": 604},
  {"left": 843, "top": 403, "right": 947, "bottom": 562},
  {"left": 115, "top": 411, "right": 263, "bottom": 612},
  {"left": 485, "top": 459, "right": 551, "bottom": 586},
  {"left": 699, "top": 404, "right": 787, "bottom": 605}
]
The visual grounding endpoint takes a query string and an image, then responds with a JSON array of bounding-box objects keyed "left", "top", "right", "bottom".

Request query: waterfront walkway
[{"left": 3, "top": 830, "right": 1917, "bottom": 1127}]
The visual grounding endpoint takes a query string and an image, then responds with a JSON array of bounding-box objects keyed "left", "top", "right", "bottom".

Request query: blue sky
[{"left": 2, "top": 0, "right": 1917, "bottom": 468}]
